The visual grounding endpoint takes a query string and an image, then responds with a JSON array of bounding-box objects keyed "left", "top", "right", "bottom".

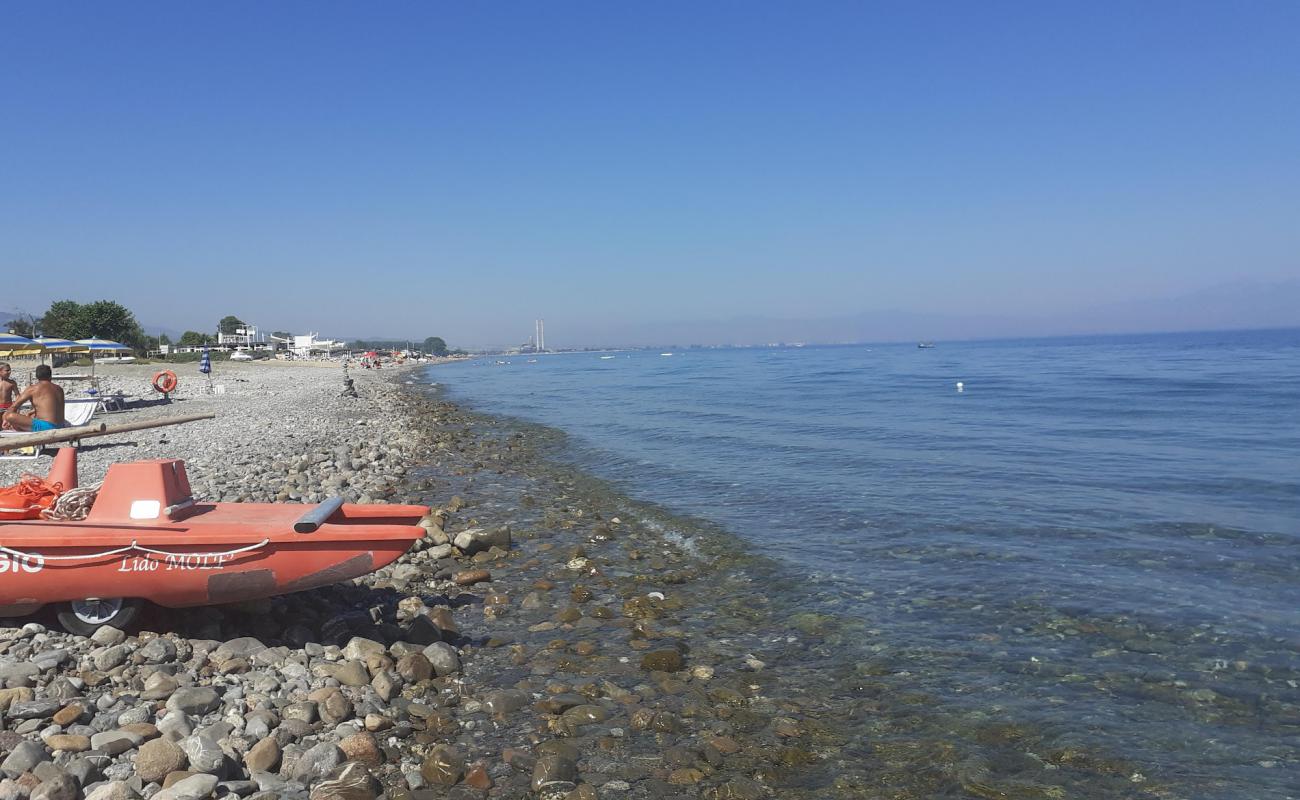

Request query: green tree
[
  {"left": 218, "top": 316, "right": 245, "bottom": 335},
  {"left": 271, "top": 330, "right": 292, "bottom": 339},
  {"left": 77, "top": 300, "right": 146, "bottom": 349},
  {"left": 158, "top": 333, "right": 172, "bottom": 346},
  {"left": 422, "top": 336, "right": 448, "bottom": 356},
  {"left": 39, "top": 299, "right": 145, "bottom": 349},
  {"left": 38, "top": 300, "right": 84, "bottom": 339},
  {"left": 179, "top": 331, "right": 216, "bottom": 346}
]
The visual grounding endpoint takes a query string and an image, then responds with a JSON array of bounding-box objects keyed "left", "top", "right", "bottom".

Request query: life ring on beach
[{"left": 151, "top": 370, "right": 178, "bottom": 394}]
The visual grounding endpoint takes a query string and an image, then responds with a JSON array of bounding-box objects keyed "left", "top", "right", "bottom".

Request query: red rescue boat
[{"left": 0, "top": 451, "right": 428, "bottom": 634}]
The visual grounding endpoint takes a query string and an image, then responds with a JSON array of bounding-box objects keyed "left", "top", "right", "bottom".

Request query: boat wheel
[{"left": 57, "top": 598, "right": 143, "bottom": 636}]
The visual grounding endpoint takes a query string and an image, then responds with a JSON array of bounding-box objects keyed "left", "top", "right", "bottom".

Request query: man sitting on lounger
[{"left": 2, "top": 365, "right": 66, "bottom": 431}]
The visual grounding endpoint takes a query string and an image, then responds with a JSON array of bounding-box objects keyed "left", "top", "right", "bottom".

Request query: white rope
[
  {"left": 0, "top": 538, "right": 270, "bottom": 562},
  {"left": 0, "top": 542, "right": 138, "bottom": 561},
  {"left": 133, "top": 539, "right": 270, "bottom": 558}
]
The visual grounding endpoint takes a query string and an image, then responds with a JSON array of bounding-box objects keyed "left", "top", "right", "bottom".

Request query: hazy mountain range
[
  {"left": 468, "top": 279, "right": 1300, "bottom": 349},
  {"left": 6, "top": 279, "right": 1296, "bottom": 350}
]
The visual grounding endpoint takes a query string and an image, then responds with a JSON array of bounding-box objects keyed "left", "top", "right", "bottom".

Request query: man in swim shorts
[
  {"left": 0, "top": 362, "right": 16, "bottom": 414},
  {"left": 2, "top": 364, "right": 66, "bottom": 432}
]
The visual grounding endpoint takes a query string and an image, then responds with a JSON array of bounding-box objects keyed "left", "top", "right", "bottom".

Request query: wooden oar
[{"left": 0, "top": 413, "right": 217, "bottom": 451}]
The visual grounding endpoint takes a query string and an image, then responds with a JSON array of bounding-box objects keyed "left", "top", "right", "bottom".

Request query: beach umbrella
[
  {"left": 75, "top": 338, "right": 132, "bottom": 378},
  {"left": 0, "top": 333, "right": 45, "bottom": 357},
  {"left": 199, "top": 346, "right": 213, "bottom": 391},
  {"left": 34, "top": 337, "right": 90, "bottom": 353},
  {"left": 75, "top": 338, "right": 132, "bottom": 353}
]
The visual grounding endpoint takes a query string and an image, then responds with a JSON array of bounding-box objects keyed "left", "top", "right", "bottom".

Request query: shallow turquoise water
[{"left": 429, "top": 329, "right": 1300, "bottom": 797}]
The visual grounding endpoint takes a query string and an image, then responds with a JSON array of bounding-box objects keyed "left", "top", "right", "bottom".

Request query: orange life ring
[{"left": 152, "top": 370, "right": 178, "bottom": 394}]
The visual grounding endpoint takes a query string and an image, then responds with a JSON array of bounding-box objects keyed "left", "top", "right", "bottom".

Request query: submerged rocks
[
  {"left": 452, "top": 525, "right": 511, "bottom": 555},
  {"left": 420, "top": 744, "right": 465, "bottom": 786},
  {"left": 640, "top": 648, "right": 686, "bottom": 672}
]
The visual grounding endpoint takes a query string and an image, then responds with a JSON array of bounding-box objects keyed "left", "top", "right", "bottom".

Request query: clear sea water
[{"left": 427, "top": 328, "right": 1300, "bottom": 797}]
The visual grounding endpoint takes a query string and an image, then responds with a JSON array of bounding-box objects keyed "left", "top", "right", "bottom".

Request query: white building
[{"left": 288, "top": 333, "right": 345, "bottom": 358}]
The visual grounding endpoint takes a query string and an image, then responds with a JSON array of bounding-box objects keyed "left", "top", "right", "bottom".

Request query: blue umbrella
[
  {"left": 199, "top": 347, "right": 211, "bottom": 375},
  {"left": 74, "top": 338, "right": 132, "bottom": 353}
]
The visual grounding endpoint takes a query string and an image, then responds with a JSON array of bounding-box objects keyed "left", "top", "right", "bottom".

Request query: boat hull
[{"left": 0, "top": 502, "right": 427, "bottom": 613}]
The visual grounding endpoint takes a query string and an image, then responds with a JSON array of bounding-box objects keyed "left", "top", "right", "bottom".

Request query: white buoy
[{"left": 956, "top": 381, "right": 965, "bottom": 393}]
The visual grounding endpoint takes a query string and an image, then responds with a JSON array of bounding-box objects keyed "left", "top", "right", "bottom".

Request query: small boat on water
[
  {"left": 0, "top": 451, "right": 427, "bottom": 633},
  {"left": 917, "top": 341, "right": 936, "bottom": 349},
  {"left": 599, "top": 355, "right": 616, "bottom": 360}
]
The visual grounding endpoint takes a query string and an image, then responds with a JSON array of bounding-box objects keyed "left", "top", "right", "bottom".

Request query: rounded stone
[
  {"left": 640, "top": 649, "right": 685, "bottom": 672},
  {"left": 135, "top": 738, "right": 188, "bottom": 784}
]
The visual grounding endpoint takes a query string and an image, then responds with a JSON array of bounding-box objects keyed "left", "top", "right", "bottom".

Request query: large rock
[
  {"left": 289, "top": 742, "right": 343, "bottom": 784},
  {"left": 340, "top": 638, "right": 385, "bottom": 661},
  {"left": 90, "top": 626, "right": 127, "bottom": 646},
  {"left": 135, "top": 738, "right": 188, "bottom": 783},
  {"left": 152, "top": 773, "right": 219, "bottom": 800},
  {"left": 640, "top": 649, "right": 685, "bottom": 672},
  {"left": 181, "top": 731, "right": 226, "bottom": 775},
  {"left": 337, "top": 733, "right": 382, "bottom": 767},
  {"left": 42, "top": 734, "right": 90, "bottom": 753},
  {"left": 167, "top": 688, "right": 221, "bottom": 716},
  {"left": 318, "top": 660, "right": 369, "bottom": 688},
  {"left": 93, "top": 645, "right": 130, "bottom": 671},
  {"left": 0, "top": 686, "right": 34, "bottom": 711},
  {"left": 452, "top": 525, "right": 511, "bottom": 555},
  {"left": 243, "top": 737, "right": 280, "bottom": 774},
  {"left": 1, "top": 740, "right": 50, "bottom": 778},
  {"left": 395, "top": 653, "right": 433, "bottom": 682},
  {"left": 210, "top": 637, "right": 266, "bottom": 664},
  {"left": 420, "top": 642, "right": 460, "bottom": 677},
  {"left": 531, "top": 752, "right": 578, "bottom": 793},
  {"left": 8, "top": 699, "right": 61, "bottom": 719},
  {"left": 484, "top": 690, "right": 530, "bottom": 717},
  {"left": 142, "top": 671, "right": 180, "bottom": 700},
  {"left": 30, "top": 774, "right": 77, "bottom": 800},
  {"left": 419, "top": 744, "right": 464, "bottom": 786},
  {"left": 84, "top": 782, "right": 142, "bottom": 800},
  {"left": 310, "top": 688, "right": 353, "bottom": 725},
  {"left": 308, "top": 762, "right": 380, "bottom": 800},
  {"left": 90, "top": 730, "right": 143, "bottom": 756},
  {"left": 139, "top": 637, "right": 178, "bottom": 663},
  {"left": 0, "top": 663, "right": 40, "bottom": 688}
]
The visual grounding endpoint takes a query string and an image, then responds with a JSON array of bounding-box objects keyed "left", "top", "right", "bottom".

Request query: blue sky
[{"left": 2, "top": 2, "right": 1297, "bottom": 346}]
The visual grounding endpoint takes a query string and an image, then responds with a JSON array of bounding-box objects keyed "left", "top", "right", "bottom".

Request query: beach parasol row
[
  {"left": 0, "top": 335, "right": 133, "bottom": 361},
  {"left": 36, "top": 338, "right": 91, "bottom": 354}
]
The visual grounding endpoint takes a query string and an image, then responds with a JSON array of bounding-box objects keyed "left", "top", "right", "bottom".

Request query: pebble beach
[
  {"left": 0, "top": 360, "right": 1255, "bottom": 800},
  {"left": 0, "top": 363, "right": 853, "bottom": 800}
]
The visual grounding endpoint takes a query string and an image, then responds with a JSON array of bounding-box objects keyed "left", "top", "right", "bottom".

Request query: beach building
[{"left": 287, "top": 333, "right": 345, "bottom": 358}]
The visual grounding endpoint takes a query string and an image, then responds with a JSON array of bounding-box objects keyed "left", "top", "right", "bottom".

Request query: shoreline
[
  {"left": 0, "top": 362, "right": 853, "bottom": 800},
  {"left": 0, "top": 362, "right": 1221, "bottom": 799}
]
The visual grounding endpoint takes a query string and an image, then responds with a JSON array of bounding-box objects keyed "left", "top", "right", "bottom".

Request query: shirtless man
[
  {"left": 0, "top": 363, "right": 16, "bottom": 414},
  {"left": 2, "top": 364, "right": 66, "bottom": 431}
]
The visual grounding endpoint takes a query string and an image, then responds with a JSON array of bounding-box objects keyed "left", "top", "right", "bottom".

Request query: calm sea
[{"left": 427, "top": 328, "right": 1300, "bottom": 797}]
